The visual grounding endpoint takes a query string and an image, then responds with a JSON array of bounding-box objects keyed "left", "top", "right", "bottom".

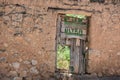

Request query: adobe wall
[{"left": 0, "top": 0, "right": 120, "bottom": 79}]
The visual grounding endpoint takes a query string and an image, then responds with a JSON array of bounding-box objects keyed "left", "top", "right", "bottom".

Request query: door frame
[{"left": 55, "top": 12, "right": 91, "bottom": 74}]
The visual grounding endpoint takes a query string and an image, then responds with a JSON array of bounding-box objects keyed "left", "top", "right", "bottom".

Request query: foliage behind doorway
[{"left": 57, "top": 45, "right": 70, "bottom": 70}]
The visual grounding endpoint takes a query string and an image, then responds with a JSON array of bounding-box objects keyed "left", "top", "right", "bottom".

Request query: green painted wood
[{"left": 61, "top": 33, "right": 86, "bottom": 40}]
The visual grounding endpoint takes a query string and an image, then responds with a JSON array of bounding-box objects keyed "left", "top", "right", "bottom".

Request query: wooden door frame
[{"left": 55, "top": 12, "right": 91, "bottom": 74}]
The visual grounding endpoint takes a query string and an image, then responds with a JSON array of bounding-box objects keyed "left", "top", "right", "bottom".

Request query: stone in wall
[
  {"left": 30, "top": 67, "right": 39, "bottom": 75},
  {"left": 13, "top": 77, "right": 22, "bottom": 80},
  {"left": 0, "top": 57, "right": 7, "bottom": 62},
  {"left": 19, "top": 70, "right": 27, "bottom": 77},
  {"left": 12, "top": 62, "right": 20, "bottom": 69},
  {"left": 0, "top": 4, "right": 4, "bottom": 17},
  {"left": 8, "top": 71, "right": 18, "bottom": 77},
  {"left": 31, "top": 59, "right": 38, "bottom": 66},
  {"left": 12, "top": 14, "right": 23, "bottom": 22}
]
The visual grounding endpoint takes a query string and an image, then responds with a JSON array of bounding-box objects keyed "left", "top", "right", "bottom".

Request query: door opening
[
  {"left": 56, "top": 13, "right": 89, "bottom": 74},
  {"left": 57, "top": 44, "right": 70, "bottom": 72}
]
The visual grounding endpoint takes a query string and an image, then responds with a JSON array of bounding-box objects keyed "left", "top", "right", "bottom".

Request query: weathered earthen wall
[
  {"left": 0, "top": 1, "right": 56, "bottom": 80},
  {"left": 0, "top": 0, "right": 120, "bottom": 79}
]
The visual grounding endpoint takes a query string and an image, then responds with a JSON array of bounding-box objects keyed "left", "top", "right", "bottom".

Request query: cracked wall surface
[{"left": 0, "top": 0, "right": 120, "bottom": 79}]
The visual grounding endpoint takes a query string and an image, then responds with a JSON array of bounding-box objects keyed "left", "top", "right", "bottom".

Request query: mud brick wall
[
  {"left": 0, "top": 1, "right": 56, "bottom": 80},
  {"left": 0, "top": 0, "right": 120, "bottom": 79}
]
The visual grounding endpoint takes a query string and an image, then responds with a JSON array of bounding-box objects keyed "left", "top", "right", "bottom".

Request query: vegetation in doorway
[{"left": 57, "top": 45, "right": 70, "bottom": 70}]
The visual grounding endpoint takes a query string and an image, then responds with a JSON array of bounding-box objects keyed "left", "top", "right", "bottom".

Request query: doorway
[
  {"left": 57, "top": 44, "right": 70, "bottom": 71},
  {"left": 56, "top": 14, "right": 89, "bottom": 74}
]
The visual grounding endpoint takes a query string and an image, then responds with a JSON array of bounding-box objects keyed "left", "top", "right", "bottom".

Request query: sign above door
[{"left": 60, "top": 14, "right": 88, "bottom": 40}]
